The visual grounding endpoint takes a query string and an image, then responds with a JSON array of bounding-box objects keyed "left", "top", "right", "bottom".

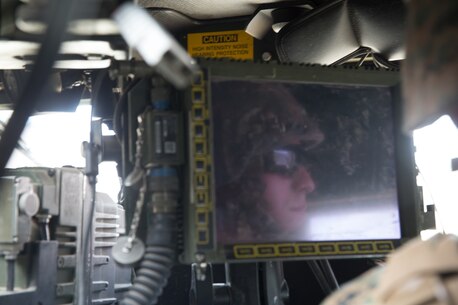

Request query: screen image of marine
[{"left": 211, "top": 79, "right": 400, "bottom": 245}]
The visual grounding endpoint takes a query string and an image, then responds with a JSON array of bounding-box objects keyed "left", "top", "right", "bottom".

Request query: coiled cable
[
  {"left": 120, "top": 208, "right": 177, "bottom": 305},
  {"left": 121, "top": 246, "right": 174, "bottom": 305}
]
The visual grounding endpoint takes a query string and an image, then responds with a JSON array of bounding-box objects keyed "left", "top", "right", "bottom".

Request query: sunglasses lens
[
  {"left": 272, "top": 150, "right": 296, "bottom": 169},
  {"left": 261, "top": 149, "right": 298, "bottom": 175}
]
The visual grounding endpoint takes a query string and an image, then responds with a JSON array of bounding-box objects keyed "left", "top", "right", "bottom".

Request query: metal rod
[
  {"left": 224, "top": 263, "right": 231, "bottom": 286},
  {"left": 6, "top": 259, "right": 15, "bottom": 291},
  {"left": 307, "top": 261, "right": 332, "bottom": 295},
  {"left": 318, "top": 259, "right": 339, "bottom": 290}
]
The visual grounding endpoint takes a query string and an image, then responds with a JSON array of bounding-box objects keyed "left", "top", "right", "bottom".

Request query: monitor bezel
[{"left": 182, "top": 59, "right": 419, "bottom": 263}]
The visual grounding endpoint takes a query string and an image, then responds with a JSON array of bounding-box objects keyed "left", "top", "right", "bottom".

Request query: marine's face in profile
[
  {"left": 214, "top": 81, "right": 325, "bottom": 242},
  {"left": 259, "top": 149, "right": 316, "bottom": 233}
]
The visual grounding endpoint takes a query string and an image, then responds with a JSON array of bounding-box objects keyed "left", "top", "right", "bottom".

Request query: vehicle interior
[{"left": 0, "top": 1, "right": 456, "bottom": 305}]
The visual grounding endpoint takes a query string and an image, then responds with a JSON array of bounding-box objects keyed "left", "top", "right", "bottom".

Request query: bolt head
[{"left": 262, "top": 52, "right": 272, "bottom": 62}]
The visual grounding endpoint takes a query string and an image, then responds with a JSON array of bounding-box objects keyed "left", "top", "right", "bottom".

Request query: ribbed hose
[
  {"left": 121, "top": 208, "right": 176, "bottom": 305},
  {"left": 121, "top": 246, "right": 174, "bottom": 305}
]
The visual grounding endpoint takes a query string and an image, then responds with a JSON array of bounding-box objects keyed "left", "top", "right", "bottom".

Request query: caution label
[{"left": 187, "top": 30, "right": 254, "bottom": 60}]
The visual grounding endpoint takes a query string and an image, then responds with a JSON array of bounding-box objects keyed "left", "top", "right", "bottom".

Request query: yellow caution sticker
[{"left": 187, "top": 30, "right": 254, "bottom": 60}]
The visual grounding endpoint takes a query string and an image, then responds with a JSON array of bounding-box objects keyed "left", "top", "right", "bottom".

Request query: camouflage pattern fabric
[
  {"left": 321, "top": 234, "right": 458, "bottom": 305},
  {"left": 402, "top": 0, "right": 458, "bottom": 132}
]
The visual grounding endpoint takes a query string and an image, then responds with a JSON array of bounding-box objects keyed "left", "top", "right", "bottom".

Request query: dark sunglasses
[{"left": 261, "top": 148, "right": 312, "bottom": 175}]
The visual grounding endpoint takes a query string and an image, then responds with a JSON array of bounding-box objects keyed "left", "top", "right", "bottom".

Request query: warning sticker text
[{"left": 187, "top": 30, "right": 254, "bottom": 60}]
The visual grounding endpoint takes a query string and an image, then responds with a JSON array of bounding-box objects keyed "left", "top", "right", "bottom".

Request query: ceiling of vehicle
[
  {"left": 140, "top": 0, "right": 406, "bottom": 66},
  {"left": 0, "top": 0, "right": 406, "bottom": 110},
  {"left": 139, "top": 0, "right": 318, "bottom": 20}
]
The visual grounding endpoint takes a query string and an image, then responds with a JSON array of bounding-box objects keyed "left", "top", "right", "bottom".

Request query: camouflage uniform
[
  {"left": 322, "top": 1, "right": 458, "bottom": 305},
  {"left": 403, "top": 0, "right": 458, "bottom": 132}
]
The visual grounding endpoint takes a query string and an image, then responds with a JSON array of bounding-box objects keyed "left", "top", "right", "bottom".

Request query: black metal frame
[{"left": 182, "top": 59, "right": 419, "bottom": 263}]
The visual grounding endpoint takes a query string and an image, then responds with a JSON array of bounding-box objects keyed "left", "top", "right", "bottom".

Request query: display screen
[{"left": 212, "top": 78, "right": 400, "bottom": 245}]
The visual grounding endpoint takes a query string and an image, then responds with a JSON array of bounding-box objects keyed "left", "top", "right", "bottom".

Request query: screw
[
  {"left": 262, "top": 52, "right": 272, "bottom": 62},
  {"left": 58, "top": 257, "right": 64, "bottom": 267}
]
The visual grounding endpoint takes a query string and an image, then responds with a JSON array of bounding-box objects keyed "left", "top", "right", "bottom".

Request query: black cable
[
  {"left": 77, "top": 71, "right": 106, "bottom": 305},
  {"left": 0, "top": 0, "right": 76, "bottom": 177},
  {"left": 39, "top": 223, "right": 50, "bottom": 241},
  {"left": 113, "top": 78, "right": 142, "bottom": 142},
  {"left": 307, "top": 261, "right": 333, "bottom": 295},
  {"left": 6, "top": 259, "right": 15, "bottom": 291},
  {"left": 318, "top": 259, "right": 339, "bottom": 291},
  {"left": 91, "top": 70, "right": 109, "bottom": 117},
  {"left": 77, "top": 176, "right": 97, "bottom": 305},
  {"left": 372, "top": 53, "right": 400, "bottom": 70},
  {"left": 120, "top": 214, "right": 176, "bottom": 305},
  {"left": 373, "top": 57, "right": 381, "bottom": 69},
  {"left": 372, "top": 55, "right": 388, "bottom": 69},
  {"left": 330, "top": 47, "right": 372, "bottom": 66},
  {"left": 45, "top": 223, "right": 51, "bottom": 241},
  {"left": 357, "top": 52, "right": 371, "bottom": 67}
]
